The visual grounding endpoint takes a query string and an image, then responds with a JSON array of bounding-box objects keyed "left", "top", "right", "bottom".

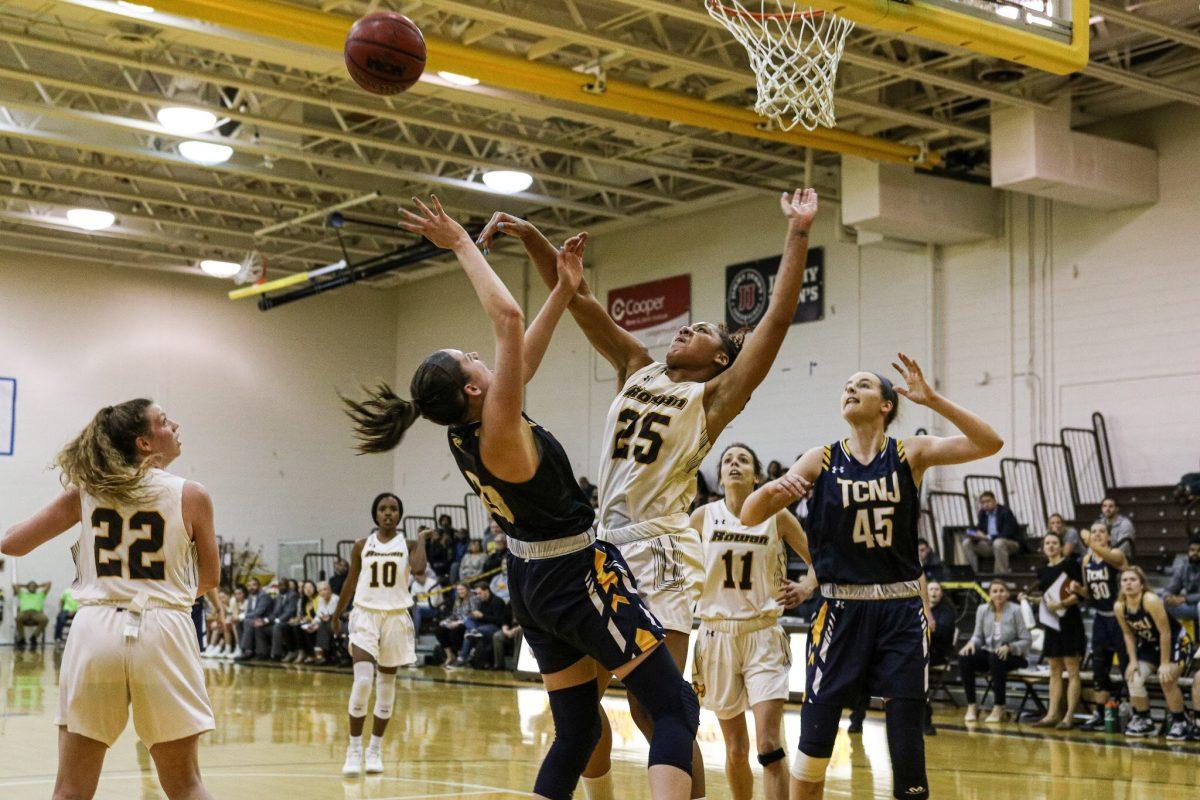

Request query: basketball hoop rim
[{"left": 707, "top": 1, "right": 825, "bottom": 21}]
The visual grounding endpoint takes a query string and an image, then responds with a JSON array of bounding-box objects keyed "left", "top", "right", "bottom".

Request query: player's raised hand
[
  {"left": 556, "top": 233, "right": 587, "bottom": 292},
  {"left": 475, "top": 211, "right": 537, "bottom": 253},
  {"left": 399, "top": 195, "right": 470, "bottom": 250},
  {"left": 892, "top": 352, "right": 937, "bottom": 406},
  {"left": 779, "top": 187, "right": 818, "bottom": 230}
]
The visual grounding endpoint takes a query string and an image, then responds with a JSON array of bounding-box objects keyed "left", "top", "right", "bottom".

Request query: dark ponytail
[
  {"left": 872, "top": 373, "right": 901, "bottom": 428},
  {"left": 344, "top": 350, "right": 469, "bottom": 454}
]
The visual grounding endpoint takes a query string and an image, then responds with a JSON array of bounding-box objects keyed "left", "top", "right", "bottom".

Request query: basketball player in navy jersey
[
  {"left": 1074, "top": 521, "right": 1128, "bottom": 731},
  {"left": 742, "top": 354, "right": 1003, "bottom": 800},
  {"left": 343, "top": 196, "right": 697, "bottom": 800}
]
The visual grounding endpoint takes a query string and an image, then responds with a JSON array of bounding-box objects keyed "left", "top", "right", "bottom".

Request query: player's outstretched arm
[
  {"left": 522, "top": 233, "right": 587, "bottom": 384},
  {"left": 741, "top": 447, "right": 821, "bottom": 527},
  {"left": 1, "top": 488, "right": 82, "bottom": 557},
  {"left": 705, "top": 189, "right": 817, "bottom": 436},
  {"left": 184, "top": 481, "right": 220, "bottom": 596},
  {"left": 409, "top": 528, "right": 430, "bottom": 577},
  {"left": 1081, "top": 529, "right": 1129, "bottom": 570},
  {"left": 478, "top": 212, "right": 650, "bottom": 385},
  {"left": 894, "top": 352, "right": 1004, "bottom": 482}
]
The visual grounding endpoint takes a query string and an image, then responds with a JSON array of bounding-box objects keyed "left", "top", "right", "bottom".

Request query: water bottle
[{"left": 1104, "top": 700, "right": 1118, "bottom": 734}]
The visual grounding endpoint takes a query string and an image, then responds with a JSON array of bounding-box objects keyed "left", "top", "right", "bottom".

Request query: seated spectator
[
  {"left": 14, "top": 580, "right": 51, "bottom": 650},
  {"left": 961, "top": 491, "right": 1021, "bottom": 575},
  {"left": 202, "top": 589, "right": 231, "bottom": 656},
  {"left": 1161, "top": 537, "right": 1200, "bottom": 623},
  {"left": 454, "top": 582, "right": 507, "bottom": 667},
  {"left": 492, "top": 600, "right": 522, "bottom": 670},
  {"left": 458, "top": 539, "right": 487, "bottom": 583},
  {"left": 269, "top": 579, "right": 302, "bottom": 661},
  {"left": 307, "top": 581, "right": 339, "bottom": 664},
  {"left": 919, "top": 538, "right": 948, "bottom": 582},
  {"left": 1026, "top": 531, "right": 1084, "bottom": 729},
  {"left": 577, "top": 476, "right": 598, "bottom": 507},
  {"left": 482, "top": 533, "right": 508, "bottom": 574},
  {"left": 410, "top": 567, "right": 442, "bottom": 633},
  {"left": 925, "top": 580, "right": 958, "bottom": 735},
  {"left": 959, "top": 581, "right": 1030, "bottom": 724},
  {"left": 449, "top": 528, "right": 472, "bottom": 582},
  {"left": 284, "top": 580, "right": 318, "bottom": 663},
  {"left": 425, "top": 527, "right": 452, "bottom": 580},
  {"left": 489, "top": 563, "right": 510, "bottom": 603},
  {"left": 236, "top": 578, "right": 273, "bottom": 660},
  {"left": 766, "top": 460, "right": 784, "bottom": 481},
  {"left": 1097, "top": 497, "right": 1135, "bottom": 559},
  {"left": 436, "top": 583, "right": 478, "bottom": 666},
  {"left": 54, "top": 587, "right": 79, "bottom": 644},
  {"left": 1048, "top": 514, "right": 1082, "bottom": 559},
  {"left": 329, "top": 557, "right": 350, "bottom": 596},
  {"left": 1175, "top": 466, "right": 1200, "bottom": 505}
]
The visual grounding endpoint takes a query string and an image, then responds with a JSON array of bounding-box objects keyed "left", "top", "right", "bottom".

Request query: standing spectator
[
  {"left": 577, "top": 476, "right": 598, "bottom": 507},
  {"left": 919, "top": 538, "right": 948, "bottom": 582},
  {"left": 1097, "top": 498, "right": 1136, "bottom": 559},
  {"left": 13, "top": 580, "right": 51, "bottom": 650},
  {"left": 223, "top": 585, "right": 244, "bottom": 657},
  {"left": 1028, "top": 531, "right": 1084, "bottom": 729},
  {"left": 409, "top": 567, "right": 442, "bottom": 634},
  {"left": 492, "top": 601, "right": 522, "bottom": 670},
  {"left": 455, "top": 582, "right": 506, "bottom": 667},
  {"left": 270, "top": 579, "right": 302, "bottom": 661},
  {"left": 54, "top": 586, "right": 79, "bottom": 644},
  {"left": 436, "top": 513, "right": 456, "bottom": 539},
  {"left": 329, "top": 557, "right": 350, "bottom": 596},
  {"left": 458, "top": 540, "right": 487, "bottom": 583},
  {"left": 925, "top": 581, "right": 958, "bottom": 735},
  {"left": 424, "top": 527, "right": 451, "bottom": 579},
  {"left": 482, "top": 532, "right": 507, "bottom": 575},
  {"left": 436, "top": 583, "right": 477, "bottom": 666},
  {"left": 309, "top": 581, "right": 339, "bottom": 664},
  {"left": 1048, "top": 514, "right": 1082, "bottom": 559},
  {"left": 1161, "top": 537, "right": 1200, "bottom": 623},
  {"left": 961, "top": 491, "right": 1021, "bottom": 575},
  {"left": 236, "top": 578, "right": 273, "bottom": 660},
  {"left": 959, "top": 581, "right": 1031, "bottom": 723}
]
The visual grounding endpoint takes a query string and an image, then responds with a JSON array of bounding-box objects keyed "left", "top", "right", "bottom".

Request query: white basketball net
[{"left": 706, "top": 0, "right": 854, "bottom": 132}]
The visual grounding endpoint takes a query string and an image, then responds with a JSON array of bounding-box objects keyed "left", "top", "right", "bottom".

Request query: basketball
[{"left": 344, "top": 12, "right": 426, "bottom": 95}]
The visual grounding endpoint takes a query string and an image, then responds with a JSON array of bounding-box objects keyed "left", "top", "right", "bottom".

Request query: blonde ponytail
[{"left": 55, "top": 399, "right": 154, "bottom": 506}]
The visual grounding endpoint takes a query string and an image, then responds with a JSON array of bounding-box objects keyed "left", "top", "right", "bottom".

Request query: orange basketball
[{"left": 344, "top": 12, "right": 426, "bottom": 95}]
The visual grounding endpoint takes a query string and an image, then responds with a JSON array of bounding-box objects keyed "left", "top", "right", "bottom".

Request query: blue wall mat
[{"left": 0, "top": 377, "right": 15, "bottom": 456}]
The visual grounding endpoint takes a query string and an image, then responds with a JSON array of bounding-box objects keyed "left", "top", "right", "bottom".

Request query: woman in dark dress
[{"left": 1030, "top": 530, "right": 1084, "bottom": 728}]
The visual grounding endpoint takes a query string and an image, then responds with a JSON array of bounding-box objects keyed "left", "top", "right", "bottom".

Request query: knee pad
[
  {"left": 757, "top": 747, "right": 786, "bottom": 767},
  {"left": 348, "top": 661, "right": 374, "bottom": 718},
  {"left": 1129, "top": 664, "right": 1149, "bottom": 700},
  {"left": 373, "top": 672, "right": 396, "bottom": 720},
  {"left": 533, "top": 680, "right": 602, "bottom": 800},
  {"left": 621, "top": 646, "right": 700, "bottom": 773},
  {"left": 884, "top": 699, "right": 929, "bottom": 800}
]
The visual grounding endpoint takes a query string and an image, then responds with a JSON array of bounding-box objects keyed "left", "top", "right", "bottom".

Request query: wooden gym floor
[{"left": 1, "top": 647, "right": 1197, "bottom": 799}]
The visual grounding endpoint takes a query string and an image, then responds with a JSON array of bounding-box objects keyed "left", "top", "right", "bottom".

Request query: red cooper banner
[{"left": 606, "top": 274, "right": 691, "bottom": 348}]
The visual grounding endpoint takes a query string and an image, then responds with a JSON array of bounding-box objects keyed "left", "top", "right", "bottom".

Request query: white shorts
[
  {"left": 691, "top": 619, "right": 791, "bottom": 719},
  {"left": 618, "top": 530, "right": 703, "bottom": 634},
  {"left": 56, "top": 606, "right": 214, "bottom": 747},
  {"left": 349, "top": 607, "right": 416, "bottom": 668}
]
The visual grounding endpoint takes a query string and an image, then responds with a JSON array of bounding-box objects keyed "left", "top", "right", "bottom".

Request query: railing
[
  {"left": 464, "top": 494, "right": 489, "bottom": 538},
  {"left": 1033, "top": 443, "right": 1078, "bottom": 520},
  {"left": 303, "top": 552, "right": 339, "bottom": 583},
  {"left": 336, "top": 539, "right": 356, "bottom": 562},
  {"left": 278, "top": 538, "right": 323, "bottom": 581},
  {"left": 1093, "top": 411, "right": 1116, "bottom": 491},
  {"left": 999, "top": 457, "right": 1047, "bottom": 532},
  {"left": 918, "top": 508, "right": 936, "bottom": 547},
  {"left": 929, "top": 490, "right": 972, "bottom": 557},
  {"left": 433, "top": 503, "right": 468, "bottom": 532},
  {"left": 1061, "top": 424, "right": 1107, "bottom": 506},
  {"left": 964, "top": 474, "right": 1006, "bottom": 511},
  {"left": 403, "top": 516, "right": 437, "bottom": 538}
]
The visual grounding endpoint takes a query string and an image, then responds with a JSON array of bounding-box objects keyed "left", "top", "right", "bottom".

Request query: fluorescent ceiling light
[
  {"left": 437, "top": 71, "right": 480, "bottom": 87},
  {"left": 66, "top": 208, "right": 116, "bottom": 231},
  {"left": 995, "top": 5, "right": 1020, "bottom": 19},
  {"left": 1026, "top": 12, "right": 1053, "bottom": 26},
  {"left": 116, "top": 1, "right": 155, "bottom": 14},
  {"left": 482, "top": 169, "right": 533, "bottom": 194},
  {"left": 200, "top": 259, "right": 241, "bottom": 278},
  {"left": 157, "top": 106, "right": 218, "bottom": 135},
  {"left": 179, "top": 140, "right": 233, "bottom": 165}
]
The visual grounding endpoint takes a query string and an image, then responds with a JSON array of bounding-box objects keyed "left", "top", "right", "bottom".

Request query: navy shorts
[
  {"left": 1135, "top": 630, "right": 1193, "bottom": 666},
  {"left": 806, "top": 596, "right": 928, "bottom": 706},
  {"left": 507, "top": 541, "right": 665, "bottom": 674}
]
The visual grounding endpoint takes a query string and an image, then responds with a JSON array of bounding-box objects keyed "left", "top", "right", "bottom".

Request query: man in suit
[
  {"left": 236, "top": 578, "right": 273, "bottom": 660},
  {"left": 961, "top": 491, "right": 1022, "bottom": 574}
]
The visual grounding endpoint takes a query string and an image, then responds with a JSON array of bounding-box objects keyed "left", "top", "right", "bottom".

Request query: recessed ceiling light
[
  {"left": 157, "top": 106, "right": 218, "bottom": 135},
  {"left": 116, "top": 1, "right": 156, "bottom": 14},
  {"left": 66, "top": 208, "right": 116, "bottom": 231},
  {"left": 200, "top": 259, "right": 241, "bottom": 278},
  {"left": 482, "top": 169, "right": 533, "bottom": 194},
  {"left": 179, "top": 140, "right": 233, "bottom": 165},
  {"left": 436, "top": 71, "right": 480, "bottom": 87}
]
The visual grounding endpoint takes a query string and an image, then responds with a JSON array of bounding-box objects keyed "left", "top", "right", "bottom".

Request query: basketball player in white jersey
[
  {"left": 1, "top": 399, "right": 218, "bottom": 800},
  {"left": 330, "top": 491, "right": 428, "bottom": 776},
  {"left": 478, "top": 188, "right": 819, "bottom": 800},
  {"left": 690, "top": 444, "right": 814, "bottom": 800}
]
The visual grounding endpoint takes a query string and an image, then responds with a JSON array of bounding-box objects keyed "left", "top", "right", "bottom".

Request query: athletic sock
[
  {"left": 369, "top": 735, "right": 383, "bottom": 751},
  {"left": 348, "top": 735, "right": 362, "bottom": 749},
  {"left": 581, "top": 772, "right": 614, "bottom": 800}
]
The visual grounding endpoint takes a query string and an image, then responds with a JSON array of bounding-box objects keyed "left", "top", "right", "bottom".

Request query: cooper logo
[
  {"left": 726, "top": 267, "right": 767, "bottom": 327},
  {"left": 366, "top": 57, "right": 407, "bottom": 77},
  {"left": 611, "top": 295, "right": 665, "bottom": 322}
]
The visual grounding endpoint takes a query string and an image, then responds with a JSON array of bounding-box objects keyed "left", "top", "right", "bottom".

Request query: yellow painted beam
[
  {"left": 146, "top": 0, "right": 934, "bottom": 165},
  {"left": 809, "top": 0, "right": 1089, "bottom": 75}
]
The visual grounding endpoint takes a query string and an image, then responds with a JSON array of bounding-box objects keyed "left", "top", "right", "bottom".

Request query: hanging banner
[
  {"left": 0, "top": 377, "right": 14, "bottom": 456},
  {"left": 725, "top": 247, "right": 824, "bottom": 329},
  {"left": 607, "top": 274, "right": 691, "bottom": 349}
]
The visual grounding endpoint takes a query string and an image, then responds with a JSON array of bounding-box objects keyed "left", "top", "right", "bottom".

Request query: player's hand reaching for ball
[
  {"left": 892, "top": 352, "right": 937, "bottom": 406},
  {"left": 399, "top": 195, "right": 471, "bottom": 250},
  {"left": 779, "top": 187, "right": 818, "bottom": 231},
  {"left": 475, "top": 211, "right": 537, "bottom": 253},
  {"left": 767, "top": 471, "right": 811, "bottom": 503},
  {"left": 556, "top": 233, "right": 587, "bottom": 292}
]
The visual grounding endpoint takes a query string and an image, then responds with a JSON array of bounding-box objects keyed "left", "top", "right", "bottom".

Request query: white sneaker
[
  {"left": 985, "top": 706, "right": 1007, "bottom": 723},
  {"left": 364, "top": 747, "right": 384, "bottom": 774},
  {"left": 964, "top": 704, "right": 978, "bottom": 723},
  {"left": 342, "top": 745, "right": 363, "bottom": 777}
]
